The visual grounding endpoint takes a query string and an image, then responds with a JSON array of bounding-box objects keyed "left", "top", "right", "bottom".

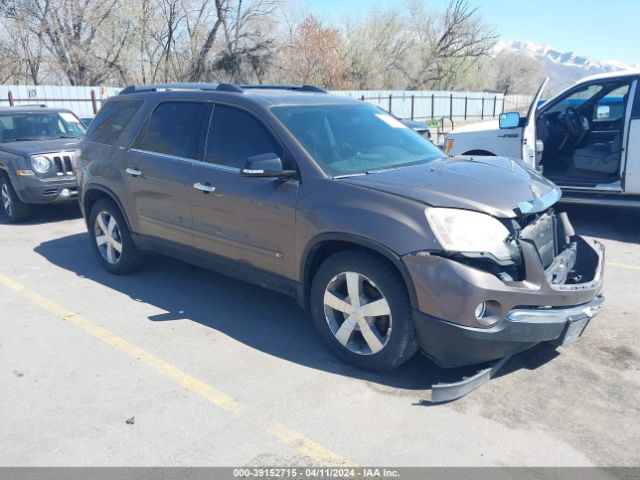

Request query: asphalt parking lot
[{"left": 1, "top": 203, "right": 639, "bottom": 467}]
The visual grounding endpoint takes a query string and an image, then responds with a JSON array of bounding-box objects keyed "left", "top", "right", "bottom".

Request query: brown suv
[{"left": 77, "top": 83, "right": 604, "bottom": 372}]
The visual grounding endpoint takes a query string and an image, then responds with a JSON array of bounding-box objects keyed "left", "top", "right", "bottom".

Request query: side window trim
[{"left": 129, "top": 147, "right": 195, "bottom": 164}]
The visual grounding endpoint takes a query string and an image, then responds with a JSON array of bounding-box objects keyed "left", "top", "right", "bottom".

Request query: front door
[
  {"left": 191, "top": 104, "right": 298, "bottom": 278},
  {"left": 522, "top": 78, "right": 548, "bottom": 168},
  {"left": 623, "top": 79, "right": 640, "bottom": 193},
  {"left": 124, "top": 101, "right": 207, "bottom": 247},
  {"left": 537, "top": 78, "right": 634, "bottom": 189}
]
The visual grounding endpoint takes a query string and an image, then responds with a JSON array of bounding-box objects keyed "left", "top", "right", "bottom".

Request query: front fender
[
  {"left": 294, "top": 177, "right": 436, "bottom": 309},
  {"left": 1, "top": 154, "right": 32, "bottom": 202}
]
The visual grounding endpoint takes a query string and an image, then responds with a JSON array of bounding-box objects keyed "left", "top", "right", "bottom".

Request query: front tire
[
  {"left": 89, "top": 199, "right": 142, "bottom": 274},
  {"left": 310, "top": 250, "right": 418, "bottom": 371},
  {"left": 1, "top": 177, "right": 30, "bottom": 222}
]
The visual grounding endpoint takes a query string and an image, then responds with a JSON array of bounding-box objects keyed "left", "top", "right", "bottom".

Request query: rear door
[
  {"left": 191, "top": 104, "right": 298, "bottom": 278},
  {"left": 522, "top": 78, "right": 548, "bottom": 168},
  {"left": 124, "top": 101, "right": 207, "bottom": 247}
]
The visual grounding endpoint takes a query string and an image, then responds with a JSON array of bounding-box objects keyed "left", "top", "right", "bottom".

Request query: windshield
[
  {"left": 272, "top": 104, "right": 444, "bottom": 177},
  {"left": 0, "top": 111, "right": 86, "bottom": 143}
]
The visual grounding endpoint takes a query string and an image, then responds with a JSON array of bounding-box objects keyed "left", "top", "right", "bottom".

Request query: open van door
[{"left": 522, "top": 78, "right": 548, "bottom": 168}]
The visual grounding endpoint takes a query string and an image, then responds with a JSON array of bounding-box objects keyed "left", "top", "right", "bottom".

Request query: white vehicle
[{"left": 445, "top": 70, "right": 640, "bottom": 206}]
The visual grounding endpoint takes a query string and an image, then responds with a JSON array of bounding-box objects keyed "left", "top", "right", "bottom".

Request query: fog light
[
  {"left": 60, "top": 188, "right": 70, "bottom": 198},
  {"left": 474, "top": 302, "right": 486, "bottom": 320}
]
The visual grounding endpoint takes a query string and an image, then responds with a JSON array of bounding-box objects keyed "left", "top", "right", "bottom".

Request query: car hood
[
  {"left": 448, "top": 119, "right": 500, "bottom": 134},
  {"left": 0, "top": 138, "right": 80, "bottom": 157},
  {"left": 341, "top": 156, "right": 561, "bottom": 218}
]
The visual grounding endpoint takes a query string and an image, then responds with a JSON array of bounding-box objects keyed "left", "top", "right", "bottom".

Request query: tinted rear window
[
  {"left": 87, "top": 101, "right": 142, "bottom": 145},
  {"left": 141, "top": 102, "right": 205, "bottom": 159}
]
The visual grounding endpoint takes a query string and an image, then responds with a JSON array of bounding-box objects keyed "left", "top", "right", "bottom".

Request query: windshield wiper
[
  {"left": 333, "top": 167, "right": 402, "bottom": 179},
  {"left": 365, "top": 167, "right": 401, "bottom": 174},
  {"left": 332, "top": 173, "right": 367, "bottom": 179},
  {"left": 9, "top": 137, "right": 42, "bottom": 142}
]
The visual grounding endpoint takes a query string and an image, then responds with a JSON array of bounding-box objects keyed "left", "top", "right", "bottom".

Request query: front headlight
[
  {"left": 426, "top": 208, "right": 513, "bottom": 262},
  {"left": 31, "top": 155, "right": 51, "bottom": 174}
]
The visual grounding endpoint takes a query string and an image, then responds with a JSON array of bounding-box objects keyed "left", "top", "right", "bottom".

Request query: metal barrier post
[
  {"left": 449, "top": 93, "right": 453, "bottom": 118},
  {"left": 91, "top": 90, "right": 98, "bottom": 114},
  {"left": 464, "top": 96, "right": 468, "bottom": 120},
  {"left": 388, "top": 94, "right": 392, "bottom": 113},
  {"left": 493, "top": 96, "right": 497, "bottom": 117},
  {"left": 431, "top": 94, "right": 434, "bottom": 119},
  {"left": 481, "top": 97, "right": 485, "bottom": 120},
  {"left": 8, "top": 91, "right": 14, "bottom": 107},
  {"left": 410, "top": 95, "right": 415, "bottom": 120}
]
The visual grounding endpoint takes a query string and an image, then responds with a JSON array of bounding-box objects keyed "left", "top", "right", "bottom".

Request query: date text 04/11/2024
[{"left": 232, "top": 468, "right": 400, "bottom": 478}]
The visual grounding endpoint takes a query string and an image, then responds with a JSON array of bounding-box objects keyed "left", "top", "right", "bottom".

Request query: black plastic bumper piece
[
  {"left": 13, "top": 176, "right": 78, "bottom": 204},
  {"left": 430, "top": 355, "right": 511, "bottom": 403},
  {"left": 414, "top": 295, "right": 604, "bottom": 368}
]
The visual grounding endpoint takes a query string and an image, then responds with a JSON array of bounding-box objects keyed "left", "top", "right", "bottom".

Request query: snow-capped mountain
[{"left": 495, "top": 40, "right": 638, "bottom": 91}]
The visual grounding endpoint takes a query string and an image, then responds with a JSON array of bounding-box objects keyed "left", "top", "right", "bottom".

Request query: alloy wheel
[
  {"left": 1, "top": 183, "right": 12, "bottom": 217},
  {"left": 323, "top": 271, "right": 393, "bottom": 355},
  {"left": 94, "top": 211, "right": 123, "bottom": 264}
]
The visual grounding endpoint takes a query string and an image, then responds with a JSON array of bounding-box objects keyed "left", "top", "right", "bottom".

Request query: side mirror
[
  {"left": 240, "top": 153, "right": 296, "bottom": 178},
  {"left": 499, "top": 112, "right": 521, "bottom": 129}
]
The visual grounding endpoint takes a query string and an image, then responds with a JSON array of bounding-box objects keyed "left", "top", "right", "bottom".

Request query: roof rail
[
  {"left": 119, "top": 83, "right": 243, "bottom": 95},
  {"left": 8, "top": 104, "right": 48, "bottom": 108},
  {"left": 240, "top": 84, "right": 327, "bottom": 93}
]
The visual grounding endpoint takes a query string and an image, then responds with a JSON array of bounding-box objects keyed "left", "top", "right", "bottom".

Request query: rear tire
[
  {"left": 89, "top": 198, "right": 142, "bottom": 274},
  {"left": 310, "top": 250, "right": 418, "bottom": 372},
  {"left": 0, "top": 176, "right": 30, "bottom": 222}
]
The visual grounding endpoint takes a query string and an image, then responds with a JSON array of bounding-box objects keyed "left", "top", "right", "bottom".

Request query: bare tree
[
  {"left": 489, "top": 50, "right": 545, "bottom": 94},
  {"left": 343, "top": 8, "right": 414, "bottom": 89},
  {"left": 4, "top": 0, "right": 135, "bottom": 85},
  {"left": 0, "top": 0, "right": 517, "bottom": 91},
  {"left": 401, "top": 0, "right": 498, "bottom": 89},
  {"left": 214, "top": 0, "right": 279, "bottom": 82},
  {"left": 279, "top": 14, "right": 347, "bottom": 88},
  {"left": 188, "top": 0, "right": 226, "bottom": 81},
  {"left": 1, "top": 0, "right": 46, "bottom": 83}
]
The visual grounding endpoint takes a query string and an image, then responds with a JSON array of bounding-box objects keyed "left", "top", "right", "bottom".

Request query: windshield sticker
[
  {"left": 375, "top": 113, "right": 407, "bottom": 128},
  {"left": 59, "top": 112, "right": 81, "bottom": 124}
]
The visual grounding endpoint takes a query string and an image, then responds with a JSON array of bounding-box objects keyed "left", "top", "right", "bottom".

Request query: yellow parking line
[
  {"left": 0, "top": 273, "right": 353, "bottom": 467},
  {"left": 607, "top": 262, "right": 640, "bottom": 272}
]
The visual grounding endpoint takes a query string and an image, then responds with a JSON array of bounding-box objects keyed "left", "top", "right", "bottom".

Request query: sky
[{"left": 303, "top": 0, "right": 640, "bottom": 66}]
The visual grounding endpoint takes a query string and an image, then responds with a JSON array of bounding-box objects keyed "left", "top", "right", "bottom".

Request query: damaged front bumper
[{"left": 404, "top": 235, "right": 605, "bottom": 367}]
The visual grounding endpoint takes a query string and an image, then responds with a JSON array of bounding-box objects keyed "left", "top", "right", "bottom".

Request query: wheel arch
[
  {"left": 82, "top": 185, "right": 132, "bottom": 232},
  {"left": 462, "top": 149, "right": 496, "bottom": 156},
  {"left": 298, "top": 233, "right": 418, "bottom": 312}
]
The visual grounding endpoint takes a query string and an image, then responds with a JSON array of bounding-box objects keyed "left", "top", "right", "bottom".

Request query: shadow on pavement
[
  {"left": 0, "top": 203, "right": 82, "bottom": 226},
  {"left": 34, "top": 230, "right": 562, "bottom": 400},
  {"left": 560, "top": 204, "right": 639, "bottom": 244}
]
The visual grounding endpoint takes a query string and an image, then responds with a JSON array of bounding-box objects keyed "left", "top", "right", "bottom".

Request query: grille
[
  {"left": 520, "top": 213, "right": 557, "bottom": 268},
  {"left": 52, "top": 155, "right": 74, "bottom": 176}
]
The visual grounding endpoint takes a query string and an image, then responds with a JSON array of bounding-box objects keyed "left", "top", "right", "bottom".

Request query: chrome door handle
[
  {"left": 194, "top": 182, "right": 216, "bottom": 193},
  {"left": 126, "top": 167, "right": 142, "bottom": 177}
]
